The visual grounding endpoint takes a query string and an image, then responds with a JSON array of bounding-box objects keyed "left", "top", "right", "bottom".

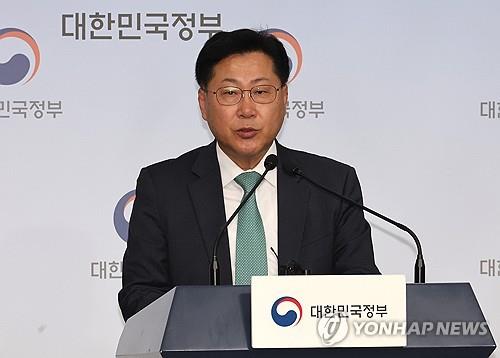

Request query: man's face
[{"left": 198, "top": 51, "right": 288, "bottom": 170}]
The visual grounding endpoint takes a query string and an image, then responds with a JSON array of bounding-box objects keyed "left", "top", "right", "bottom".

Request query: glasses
[{"left": 208, "top": 85, "right": 283, "bottom": 106}]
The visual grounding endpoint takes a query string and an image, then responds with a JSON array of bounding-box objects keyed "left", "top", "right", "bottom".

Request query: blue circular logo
[
  {"left": 271, "top": 296, "right": 303, "bottom": 327},
  {"left": 113, "top": 190, "right": 135, "bottom": 242},
  {"left": 0, "top": 28, "right": 41, "bottom": 85}
]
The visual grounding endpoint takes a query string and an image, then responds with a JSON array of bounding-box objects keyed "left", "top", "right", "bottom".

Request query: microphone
[
  {"left": 271, "top": 247, "right": 311, "bottom": 275},
  {"left": 285, "top": 164, "right": 425, "bottom": 284},
  {"left": 210, "top": 154, "right": 278, "bottom": 285}
]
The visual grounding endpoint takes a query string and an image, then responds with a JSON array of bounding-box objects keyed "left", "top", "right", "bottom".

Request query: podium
[{"left": 116, "top": 283, "right": 496, "bottom": 357}]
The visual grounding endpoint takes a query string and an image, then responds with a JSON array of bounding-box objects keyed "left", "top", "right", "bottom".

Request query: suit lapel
[
  {"left": 188, "top": 142, "right": 232, "bottom": 285},
  {"left": 277, "top": 143, "right": 310, "bottom": 267}
]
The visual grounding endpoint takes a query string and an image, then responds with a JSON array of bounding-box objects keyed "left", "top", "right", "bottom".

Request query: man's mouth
[{"left": 236, "top": 128, "right": 258, "bottom": 139}]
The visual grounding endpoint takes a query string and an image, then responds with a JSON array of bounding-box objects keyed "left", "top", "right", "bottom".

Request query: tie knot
[{"left": 234, "top": 171, "right": 261, "bottom": 193}]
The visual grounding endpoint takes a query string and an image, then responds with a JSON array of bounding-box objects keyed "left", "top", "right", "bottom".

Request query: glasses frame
[{"left": 208, "top": 84, "right": 285, "bottom": 106}]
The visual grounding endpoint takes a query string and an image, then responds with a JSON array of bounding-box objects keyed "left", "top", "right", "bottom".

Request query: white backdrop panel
[{"left": 1, "top": 1, "right": 498, "bottom": 357}]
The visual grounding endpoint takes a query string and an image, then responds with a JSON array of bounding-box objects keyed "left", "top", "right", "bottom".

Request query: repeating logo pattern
[
  {"left": 0, "top": 28, "right": 40, "bottom": 85},
  {"left": 265, "top": 28, "right": 303, "bottom": 83},
  {"left": 113, "top": 190, "right": 136, "bottom": 242},
  {"left": 271, "top": 296, "right": 303, "bottom": 327}
]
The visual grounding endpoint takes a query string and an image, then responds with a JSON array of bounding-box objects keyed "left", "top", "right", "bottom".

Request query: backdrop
[{"left": 1, "top": 1, "right": 499, "bottom": 357}]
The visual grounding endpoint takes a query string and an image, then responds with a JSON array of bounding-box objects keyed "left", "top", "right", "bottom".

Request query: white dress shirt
[{"left": 216, "top": 142, "right": 279, "bottom": 283}]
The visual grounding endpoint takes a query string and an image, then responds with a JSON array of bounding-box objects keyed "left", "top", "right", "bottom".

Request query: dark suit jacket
[{"left": 118, "top": 141, "right": 379, "bottom": 321}]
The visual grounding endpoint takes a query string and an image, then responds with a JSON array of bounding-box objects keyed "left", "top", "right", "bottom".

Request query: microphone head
[
  {"left": 264, "top": 154, "right": 278, "bottom": 170},
  {"left": 282, "top": 160, "right": 303, "bottom": 177}
]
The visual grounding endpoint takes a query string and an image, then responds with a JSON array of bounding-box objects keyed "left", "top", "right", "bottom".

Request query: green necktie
[{"left": 234, "top": 171, "right": 268, "bottom": 285}]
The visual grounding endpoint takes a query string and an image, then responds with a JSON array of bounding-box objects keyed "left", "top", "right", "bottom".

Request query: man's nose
[{"left": 237, "top": 91, "right": 257, "bottom": 117}]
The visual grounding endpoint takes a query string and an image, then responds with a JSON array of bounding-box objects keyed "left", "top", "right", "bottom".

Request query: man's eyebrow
[
  {"left": 250, "top": 77, "right": 271, "bottom": 84},
  {"left": 220, "top": 77, "right": 272, "bottom": 85},
  {"left": 220, "top": 78, "right": 239, "bottom": 84}
]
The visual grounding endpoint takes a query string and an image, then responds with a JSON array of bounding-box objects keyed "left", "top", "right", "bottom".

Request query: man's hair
[{"left": 195, "top": 29, "right": 290, "bottom": 89}]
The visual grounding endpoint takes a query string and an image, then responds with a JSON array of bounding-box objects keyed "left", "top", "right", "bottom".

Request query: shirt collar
[{"left": 216, "top": 141, "right": 277, "bottom": 188}]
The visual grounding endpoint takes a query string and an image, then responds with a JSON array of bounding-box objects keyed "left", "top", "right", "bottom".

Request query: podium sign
[{"left": 251, "top": 275, "right": 407, "bottom": 348}]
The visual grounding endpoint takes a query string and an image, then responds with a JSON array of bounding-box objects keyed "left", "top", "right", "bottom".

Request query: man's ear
[
  {"left": 198, "top": 88, "right": 208, "bottom": 121},
  {"left": 281, "top": 84, "right": 289, "bottom": 112},
  {"left": 282, "top": 84, "right": 288, "bottom": 103}
]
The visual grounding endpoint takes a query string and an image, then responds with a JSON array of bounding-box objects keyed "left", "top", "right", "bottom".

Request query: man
[{"left": 118, "top": 29, "right": 379, "bottom": 321}]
